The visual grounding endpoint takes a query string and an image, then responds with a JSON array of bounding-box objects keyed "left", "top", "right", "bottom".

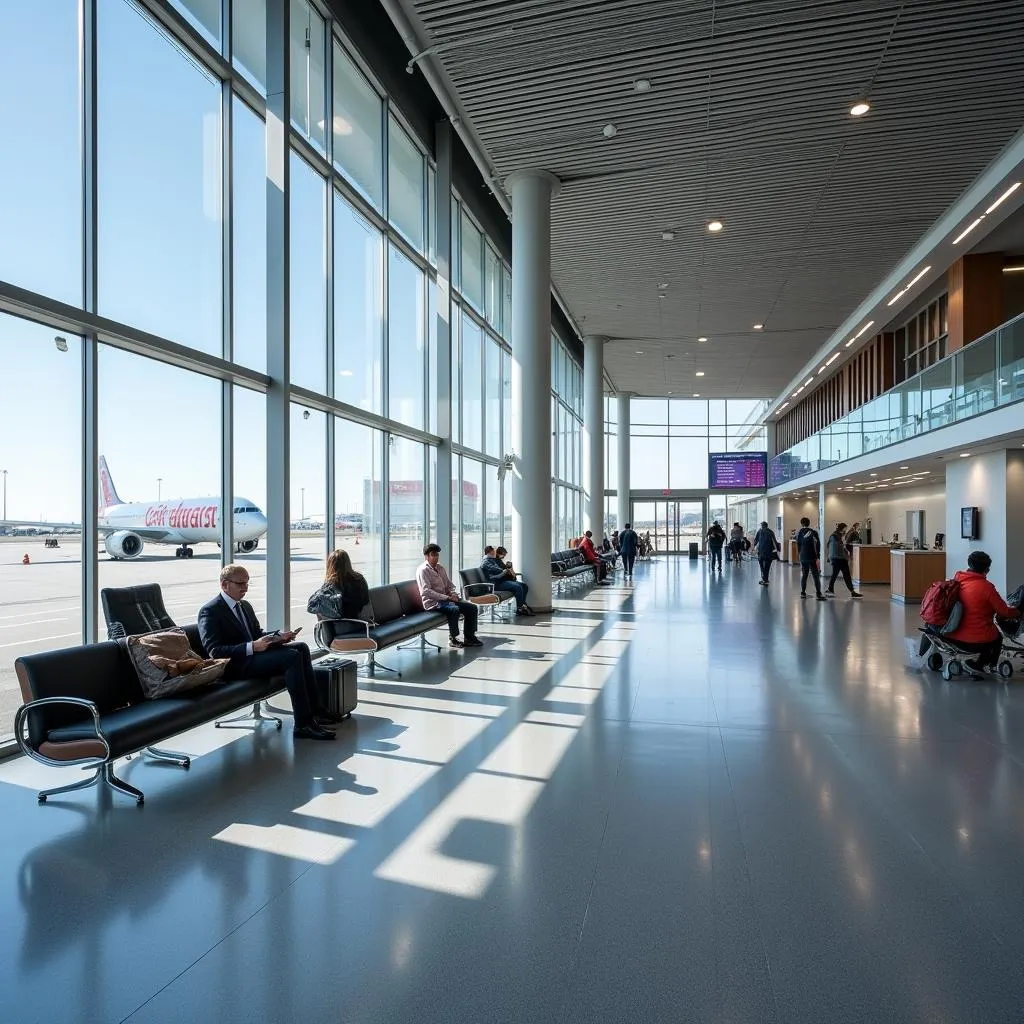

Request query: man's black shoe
[
  {"left": 294, "top": 724, "right": 336, "bottom": 741},
  {"left": 815, "top": 594, "right": 827, "bottom": 601},
  {"left": 316, "top": 710, "right": 346, "bottom": 724},
  {"left": 463, "top": 636, "right": 484, "bottom": 647}
]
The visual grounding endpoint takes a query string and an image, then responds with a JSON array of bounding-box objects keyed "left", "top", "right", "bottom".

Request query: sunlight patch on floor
[
  {"left": 479, "top": 718, "right": 583, "bottom": 779},
  {"left": 213, "top": 822, "right": 355, "bottom": 864},
  {"left": 353, "top": 704, "right": 494, "bottom": 764}
]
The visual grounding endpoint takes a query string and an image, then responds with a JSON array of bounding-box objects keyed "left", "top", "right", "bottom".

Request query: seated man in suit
[{"left": 198, "top": 564, "right": 340, "bottom": 741}]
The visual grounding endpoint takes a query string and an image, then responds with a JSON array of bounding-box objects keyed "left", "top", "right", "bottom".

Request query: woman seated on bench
[{"left": 307, "top": 549, "right": 371, "bottom": 645}]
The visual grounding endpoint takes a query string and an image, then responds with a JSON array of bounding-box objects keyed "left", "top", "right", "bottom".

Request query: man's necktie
[{"left": 234, "top": 602, "right": 251, "bottom": 640}]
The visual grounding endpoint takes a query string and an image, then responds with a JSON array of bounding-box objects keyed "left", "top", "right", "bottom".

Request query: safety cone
[
  {"left": 22, "top": 554, "right": 30, "bottom": 565},
  {"left": 355, "top": 536, "right": 360, "bottom": 545}
]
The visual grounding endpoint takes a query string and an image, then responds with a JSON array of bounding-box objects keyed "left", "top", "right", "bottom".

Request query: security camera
[{"left": 302, "top": 409, "right": 310, "bottom": 420}]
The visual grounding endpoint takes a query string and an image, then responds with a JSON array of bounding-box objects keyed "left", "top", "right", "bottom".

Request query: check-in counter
[
  {"left": 851, "top": 544, "right": 891, "bottom": 585},
  {"left": 890, "top": 550, "right": 946, "bottom": 603}
]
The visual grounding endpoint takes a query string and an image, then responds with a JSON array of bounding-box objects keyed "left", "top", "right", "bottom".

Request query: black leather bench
[
  {"left": 14, "top": 622, "right": 287, "bottom": 806},
  {"left": 458, "top": 567, "right": 516, "bottom": 619},
  {"left": 316, "top": 579, "right": 448, "bottom": 677},
  {"left": 551, "top": 549, "right": 596, "bottom": 590}
]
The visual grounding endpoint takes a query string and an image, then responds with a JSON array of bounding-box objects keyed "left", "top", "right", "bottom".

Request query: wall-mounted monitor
[
  {"left": 708, "top": 452, "right": 768, "bottom": 490},
  {"left": 961, "top": 506, "right": 979, "bottom": 540}
]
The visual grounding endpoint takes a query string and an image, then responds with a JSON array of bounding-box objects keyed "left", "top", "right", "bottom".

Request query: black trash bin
[{"left": 688, "top": 542, "right": 699, "bottom": 560}]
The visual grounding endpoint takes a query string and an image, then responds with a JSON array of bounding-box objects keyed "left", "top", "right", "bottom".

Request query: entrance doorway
[{"left": 631, "top": 499, "right": 706, "bottom": 554}]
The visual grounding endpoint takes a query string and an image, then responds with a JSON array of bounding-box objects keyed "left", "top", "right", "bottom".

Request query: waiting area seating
[
  {"left": 315, "top": 579, "right": 448, "bottom": 677},
  {"left": 458, "top": 567, "right": 516, "bottom": 619},
  {"left": 551, "top": 549, "right": 597, "bottom": 591},
  {"left": 14, "top": 621, "right": 287, "bottom": 806}
]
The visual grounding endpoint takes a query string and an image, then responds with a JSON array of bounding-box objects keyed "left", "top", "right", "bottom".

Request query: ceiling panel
[{"left": 402, "top": 0, "right": 1024, "bottom": 397}]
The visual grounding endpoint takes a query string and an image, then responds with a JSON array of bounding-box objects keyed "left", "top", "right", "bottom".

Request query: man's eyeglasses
[{"left": 226, "top": 578, "right": 249, "bottom": 587}]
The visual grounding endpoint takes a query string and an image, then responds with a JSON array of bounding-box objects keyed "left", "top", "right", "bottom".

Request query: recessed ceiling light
[
  {"left": 850, "top": 100, "right": 871, "bottom": 117},
  {"left": 667, "top": 391, "right": 673, "bottom": 395},
  {"left": 825, "top": 353, "right": 840, "bottom": 366},
  {"left": 817, "top": 365, "right": 828, "bottom": 375},
  {"left": 844, "top": 478, "right": 851, "bottom": 482},
  {"left": 803, "top": 377, "right": 813, "bottom": 386},
  {"left": 636, "top": 350, "right": 644, "bottom": 354},
  {"left": 698, "top": 336, "right": 707, "bottom": 342},
  {"left": 985, "top": 181, "right": 1021, "bottom": 215},
  {"left": 779, "top": 401, "right": 789, "bottom": 409},
  {"left": 907, "top": 265, "right": 931, "bottom": 288},
  {"left": 707, "top": 220, "right": 724, "bottom": 233},
  {"left": 1005, "top": 265, "right": 1024, "bottom": 274},
  {"left": 633, "top": 78, "right": 652, "bottom": 93},
  {"left": 855, "top": 320, "right": 875, "bottom": 340},
  {"left": 753, "top": 323, "right": 764, "bottom": 330},
  {"left": 887, "top": 288, "right": 907, "bottom": 307},
  {"left": 695, "top": 371, "right": 705, "bottom": 377},
  {"left": 692, "top": 393, "right": 700, "bottom": 397},
  {"left": 845, "top": 338, "right": 855, "bottom": 347},
  {"left": 658, "top": 293, "right": 665, "bottom": 300},
  {"left": 661, "top": 230, "right": 675, "bottom": 241},
  {"left": 959, "top": 452, "right": 971, "bottom": 457},
  {"left": 870, "top": 473, "right": 877, "bottom": 477},
  {"left": 602, "top": 123, "right": 618, "bottom": 138},
  {"left": 953, "top": 217, "right": 984, "bottom": 244},
  {"left": 899, "top": 465, "right": 908, "bottom": 470},
  {"left": 658, "top": 282, "right": 669, "bottom": 290}
]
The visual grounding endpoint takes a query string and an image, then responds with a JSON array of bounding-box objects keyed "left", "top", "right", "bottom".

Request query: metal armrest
[
  {"left": 14, "top": 696, "right": 111, "bottom": 768},
  {"left": 318, "top": 617, "right": 378, "bottom": 654},
  {"left": 463, "top": 582, "right": 496, "bottom": 596}
]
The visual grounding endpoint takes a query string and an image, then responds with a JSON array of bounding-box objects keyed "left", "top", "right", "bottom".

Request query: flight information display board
[{"left": 708, "top": 452, "right": 768, "bottom": 489}]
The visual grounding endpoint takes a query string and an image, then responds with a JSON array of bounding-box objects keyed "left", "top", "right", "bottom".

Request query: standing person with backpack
[
  {"left": 925, "top": 551, "right": 1020, "bottom": 673},
  {"left": 618, "top": 522, "right": 639, "bottom": 579},
  {"left": 825, "top": 522, "right": 862, "bottom": 599},
  {"left": 752, "top": 521, "right": 780, "bottom": 586},
  {"left": 795, "top": 517, "right": 825, "bottom": 600},
  {"left": 707, "top": 520, "right": 726, "bottom": 572}
]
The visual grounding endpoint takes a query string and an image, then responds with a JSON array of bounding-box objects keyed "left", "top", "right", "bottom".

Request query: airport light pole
[
  {"left": 301, "top": 487, "right": 305, "bottom": 524},
  {"left": 1, "top": 469, "right": 6, "bottom": 521},
  {"left": 157, "top": 477, "right": 162, "bottom": 501}
]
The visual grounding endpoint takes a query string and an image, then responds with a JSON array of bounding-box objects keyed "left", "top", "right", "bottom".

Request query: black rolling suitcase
[{"left": 313, "top": 657, "right": 358, "bottom": 718}]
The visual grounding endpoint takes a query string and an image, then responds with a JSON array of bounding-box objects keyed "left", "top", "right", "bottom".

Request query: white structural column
[
  {"left": 509, "top": 170, "right": 560, "bottom": 612},
  {"left": 583, "top": 335, "right": 605, "bottom": 537},
  {"left": 617, "top": 392, "right": 630, "bottom": 529}
]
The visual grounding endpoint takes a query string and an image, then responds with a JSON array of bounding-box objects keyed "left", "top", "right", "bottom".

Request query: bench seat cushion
[
  {"left": 44, "top": 676, "right": 282, "bottom": 758},
  {"left": 371, "top": 611, "right": 446, "bottom": 648}
]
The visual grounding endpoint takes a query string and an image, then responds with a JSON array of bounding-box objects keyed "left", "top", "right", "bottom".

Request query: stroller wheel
[
  {"left": 926, "top": 652, "right": 943, "bottom": 672},
  {"left": 999, "top": 660, "right": 1014, "bottom": 680},
  {"left": 942, "top": 663, "right": 953, "bottom": 681},
  {"left": 948, "top": 660, "right": 963, "bottom": 678}
]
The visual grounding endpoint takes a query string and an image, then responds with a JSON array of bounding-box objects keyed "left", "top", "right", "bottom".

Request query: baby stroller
[
  {"left": 994, "top": 615, "right": 1024, "bottom": 679},
  {"left": 918, "top": 628, "right": 988, "bottom": 681}
]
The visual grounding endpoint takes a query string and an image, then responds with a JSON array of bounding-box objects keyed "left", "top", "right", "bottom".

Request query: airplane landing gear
[{"left": 175, "top": 546, "right": 194, "bottom": 559}]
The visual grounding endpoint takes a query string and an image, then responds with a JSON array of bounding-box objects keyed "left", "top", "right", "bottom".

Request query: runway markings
[
  {"left": 0, "top": 618, "right": 69, "bottom": 630},
  {"left": 0, "top": 607, "right": 80, "bottom": 620},
  {"left": 0, "top": 632, "right": 80, "bottom": 650}
]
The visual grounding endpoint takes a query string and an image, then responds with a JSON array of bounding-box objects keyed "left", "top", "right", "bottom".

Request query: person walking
[
  {"left": 752, "top": 521, "right": 780, "bottom": 586},
  {"left": 729, "top": 522, "right": 745, "bottom": 564},
  {"left": 825, "top": 523, "right": 862, "bottom": 598},
  {"left": 795, "top": 517, "right": 826, "bottom": 600},
  {"left": 844, "top": 522, "right": 862, "bottom": 558},
  {"left": 618, "top": 522, "right": 639, "bottom": 578},
  {"left": 707, "top": 520, "right": 726, "bottom": 572}
]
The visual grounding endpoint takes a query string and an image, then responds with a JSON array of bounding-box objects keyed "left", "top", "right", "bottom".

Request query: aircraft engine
[
  {"left": 236, "top": 539, "right": 259, "bottom": 553},
  {"left": 104, "top": 531, "right": 145, "bottom": 560}
]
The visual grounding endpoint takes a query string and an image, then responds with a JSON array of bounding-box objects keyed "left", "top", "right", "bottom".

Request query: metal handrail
[{"left": 14, "top": 696, "right": 111, "bottom": 769}]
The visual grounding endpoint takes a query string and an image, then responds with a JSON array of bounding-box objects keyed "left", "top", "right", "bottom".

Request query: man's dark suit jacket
[{"left": 198, "top": 595, "right": 267, "bottom": 671}]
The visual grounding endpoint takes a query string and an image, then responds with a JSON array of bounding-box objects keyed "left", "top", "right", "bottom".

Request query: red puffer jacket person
[
  {"left": 945, "top": 551, "right": 1020, "bottom": 673},
  {"left": 578, "top": 531, "right": 608, "bottom": 584}
]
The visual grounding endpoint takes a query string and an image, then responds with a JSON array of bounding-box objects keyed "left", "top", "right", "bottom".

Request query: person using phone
[{"left": 198, "top": 565, "right": 339, "bottom": 740}]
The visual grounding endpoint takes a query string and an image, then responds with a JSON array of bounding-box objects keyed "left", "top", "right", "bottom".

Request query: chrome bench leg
[
  {"left": 144, "top": 746, "right": 191, "bottom": 769},
  {"left": 215, "top": 701, "right": 284, "bottom": 730},
  {"left": 397, "top": 634, "right": 440, "bottom": 653},
  {"left": 103, "top": 764, "right": 145, "bottom": 805},
  {"left": 38, "top": 766, "right": 103, "bottom": 804},
  {"left": 262, "top": 700, "right": 293, "bottom": 717},
  {"left": 367, "top": 653, "right": 402, "bottom": 677}
]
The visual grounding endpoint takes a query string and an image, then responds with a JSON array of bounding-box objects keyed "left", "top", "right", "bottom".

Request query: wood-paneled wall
[
  {"left": 776, "top": 333, "right": 895, "bottom": 452},
  {"left": 947, "top": 253, "right": 1004, "bottom": 352}
]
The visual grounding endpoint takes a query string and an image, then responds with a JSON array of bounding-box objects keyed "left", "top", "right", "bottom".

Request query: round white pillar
[
  {"left": 583, "top": 335, "right": 605, "bottom": 538},
  {"left": 617, "top": 392, "right": 631, "bottom": 528},
  {"left": 508, "top": 170, "right": 560, "bottom": 612}
]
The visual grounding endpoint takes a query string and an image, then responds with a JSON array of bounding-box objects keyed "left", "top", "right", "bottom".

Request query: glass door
[{"left": 630, "top": 499, "right": 706, "bottom": 553}]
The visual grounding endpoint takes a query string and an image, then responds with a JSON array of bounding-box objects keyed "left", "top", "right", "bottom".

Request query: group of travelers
[{"left": 705, "top": 521, "right": 750, "bottom": 571}]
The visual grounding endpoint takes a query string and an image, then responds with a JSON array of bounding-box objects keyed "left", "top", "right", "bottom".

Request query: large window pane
[
  {"left": 388, "top": 436, "right": 425, "bottom": 580},
  {"left": 460, "top": 459, "right": 483, "bottom": 569},
  {"left": 99, "top": 1, "right": 222, "bottom": 353},
  {"left": 388, "top": 246, "right": 425, "bottom": 429},
  {"left": 234, "top": 385, "right": 267, "bottom": 568},
  {"left": 290, "top": 0, "right": 326, "bottom": 152},
  {"left": 460, "top": 213, "right": 484, "bottom": 310},
  {"left": 291, "top": 403, "right": 325, "bottom": 635},
  {"left": 232, "top": 98, "right": 266, "bottom": 371},
  {"left": 485, "top": 338, "right": 502, "bottom": 458},
  {"left": 451, "top": 310, "right": 461, "bottom": 443},
  {"left": 631, "top": 436, "right": 668, "bottom": 489},
  {"left": 501, "top": 348, "right": 511, "bottom": 457},
  {"left": 670, "top": 437, "right": 709, "bottom": 489},
  {"left": 451, "top": 458, "right": 463, "bottom": 571},
  {"left": 485, "top": 464, "right": 500, "bottom": 550},
  {"left": 335, "top": 196, "right": 383, "bottom": 412},
  {"left": 388, "top": 118, "right": 425, "bottom": 251},
  {"left": 170, "top": 0, "right": 220, "bottom": 46},
  {"left": 332, "top": 43, "right": 383, "bottom": 208},
  {"left": 485, "top": 247, "right": 501, "bottom": 328},
  {"left": 632, "top": 399, "right": 668, "bottom": 425},
  {"left": 290, "top": 152, "right": 327, "bottom": 393},
  {"left": 336, "top": 418, "right": 383, "bottom": 586},
  {"left": 501, "top": 266, "right": 512, "bottom": 341},
  {"left": 462, "top": 317, "right": 483, "bottom": 451},
  {"left": 233, "top": 0, "right": 266, "bottom": 91},
  {"left": 0, "top": 2, "right": 81, "bottom": 305},
  {"left": 98, "top": 351, "right": 221, "bottom": 629},
  {"left": 0, "top": 317, "right": 81, "bottom": 741}
]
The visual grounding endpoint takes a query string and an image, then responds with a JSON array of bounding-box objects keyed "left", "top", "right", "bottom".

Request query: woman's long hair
[{"left": 325, "top": 548, "right": 362, "bottom": 588}]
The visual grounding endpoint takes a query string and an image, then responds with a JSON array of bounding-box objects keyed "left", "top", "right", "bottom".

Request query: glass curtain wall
[{"left": 0, "top": 0, "right": 453, "bottom": 746}]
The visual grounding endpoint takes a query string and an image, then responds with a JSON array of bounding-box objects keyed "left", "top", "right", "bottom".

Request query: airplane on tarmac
[{"left": 99, "top": 457, "right": 267, "bottom": 560}]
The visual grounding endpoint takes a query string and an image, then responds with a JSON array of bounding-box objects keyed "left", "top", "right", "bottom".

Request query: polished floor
[{"left": 4, "top": 556, "right": 1024, "bottom": 1023}]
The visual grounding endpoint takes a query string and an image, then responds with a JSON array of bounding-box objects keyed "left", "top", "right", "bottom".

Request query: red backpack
[{"left": 920, "top": 578, "right": 962, "bottom": 630}]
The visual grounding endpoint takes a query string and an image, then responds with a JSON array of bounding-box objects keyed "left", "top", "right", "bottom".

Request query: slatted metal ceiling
[{"left": 404, "top": 0, "right": 1024, "bottom": 397}]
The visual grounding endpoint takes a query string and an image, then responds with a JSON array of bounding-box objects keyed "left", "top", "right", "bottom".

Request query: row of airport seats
[{"left": 551, "top": 550, "right": 597, "bottom": 592}]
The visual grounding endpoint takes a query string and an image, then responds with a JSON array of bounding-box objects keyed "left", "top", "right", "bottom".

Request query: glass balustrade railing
[{"left": 769, "top": 311, "right": 1024, "bottom": 487}]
